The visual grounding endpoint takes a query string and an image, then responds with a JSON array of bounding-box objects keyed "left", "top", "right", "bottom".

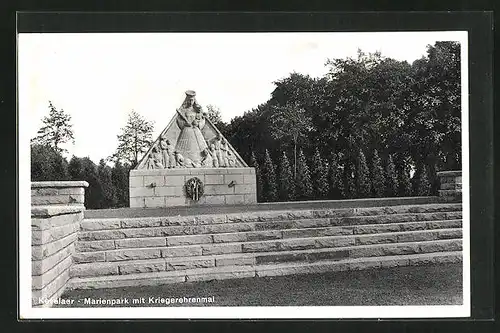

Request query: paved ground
[
  {"left": 56, "top": 263, "right": 462, "bottom": 307},
  {"left": 85, "top": 196, "right": 442, "bottom": 219}
]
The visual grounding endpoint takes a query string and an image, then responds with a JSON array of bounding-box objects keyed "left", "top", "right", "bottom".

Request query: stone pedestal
[
  {"left": 437, "top": 171, "right": 462, "bottom": 202},
  {"left": 129, "top": 167, "right": 257, "bottom": 208},
  {"left": 31, "top": 181, "right": 88, "bottom": 307}
]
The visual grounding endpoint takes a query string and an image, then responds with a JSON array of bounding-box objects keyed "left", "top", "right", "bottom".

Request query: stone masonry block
[
  {"left": 32, "top": 244, "right": 75, "bottom": 275},
  {"left": 105, "top": 248, "right": 162, "bottom": 261},
  {"left": 225, "top": 194, "right": 245, "bottom": 205},
  {"left": 70, "top": 262, "right": 119, "bottom": 277},
  {"left": 144, "top": 175, "right": 165, "bottom": 187},
  {"left": 75, "top": 240, "right": 115, "bottom": 252},
  {"left": 205, "top": 174, "right": 225, "bottom": 185},
  {"left": 120, "top": 218, "right": 162, "bottom": 228},
  {"left": 32, "top": 222, "right": 78, "bottom": 245},
  {"left": 115, "top": 237, "right": 167, "bottom": 249},
  {"left": 202, "top": 243, "right": 242, "bottom": 255},
  {"left": 145, "top": 197, "right": 166, "bottom": 208},
  {"left": 119, "top": 262, "right": 166, "bottom": 275},
  {"left": 167, "top": 234, "right": 213, "bottom": 246},
  {"left": 204, "top": 195, "right": 226, "bottom": 205},
  {"left": 166, "top": 258, "right": 215, "bottom": 271},
  {"left": 165, "top": 196, "right": 187, "bottom": 206},
  {"left": 31, "top": 194, "right": 85, "bottom": 205},
  {"left": 233, "top": 184, "right": 255, "bottom": 194},
  {"left": 72, "top": 251, "right": 106, "bottom": 264},
  {"left": 154, "top": 186, "right": 183, "bottom": 196},
  {"left": 164, "top": 175, "right": 186, "bottom": 186},
  {"left": 32, "top": 270, "right": 70, "bottom": 306},
  {"left": 129, "top": 197, "right": 145, "bottom": 208},
  {"left": 129, "top": 176, "right": 144, "bottom": 188},
  {"left": 80, "top": 219, "right": 121, "bottom": 231},
  {"left": 243, "top": 174, "right": 256, "bottom": 184},
  {"left": 215, "top": 256, "right": 256, "bottom": 267},
  {"left": 161, "top": 246, "right": 203, "bottom": 258},
  {"left": 224, "top": 174, "right": 244, "bottom": 184},
  {"left": 244, "top": 194, "right": 257, "bottom": 204},
  {"left": 32, "top": 255, "right": 72, "bottom": 290},
  {"left": 32, "top": 233, "right": 77, "bottom": 260},
  {"left": 129, "top": 187, "right": 155, "bottom": 198},
  {"left": 204, "top": 185, "right": 234, "bottom": 195}
]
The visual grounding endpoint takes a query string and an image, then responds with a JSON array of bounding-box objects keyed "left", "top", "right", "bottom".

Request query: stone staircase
[{"left": 67, "top": 202, "right": 463, "bottom": 290}]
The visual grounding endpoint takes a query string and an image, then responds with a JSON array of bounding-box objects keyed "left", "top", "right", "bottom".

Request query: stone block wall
[
  {"left": 437, "top": 171, "right": 462, "bottom": 202},
  {"left": 31, "top": 181, "right": 88, "bottom": 307},
  {"left": 129, "top": 168, "right": 257, "bottom": 208}
]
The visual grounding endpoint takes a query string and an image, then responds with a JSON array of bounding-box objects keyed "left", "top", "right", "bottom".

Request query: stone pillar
[
  {"left": 436, "top": 171, "right": 462, "bottom": 202},
  {"left": 31, "top": 181, "right": 88, "bottom": 307}
]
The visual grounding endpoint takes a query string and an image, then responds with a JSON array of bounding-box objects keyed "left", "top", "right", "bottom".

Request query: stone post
[
  {"left": 436, "top": 171, "right": 462, "bottom": 202},
  {"left": 31, "top": 181, "right": 88, "bottom": 307}
]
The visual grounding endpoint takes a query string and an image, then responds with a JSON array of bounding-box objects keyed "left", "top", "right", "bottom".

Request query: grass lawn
[{"left": 55, "top": 263, "right": 462, "bottom": 307}]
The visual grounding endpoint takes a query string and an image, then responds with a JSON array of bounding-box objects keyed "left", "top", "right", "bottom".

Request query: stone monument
[{"left": 129, "top": 90, "right": 257, "bottom": 208}]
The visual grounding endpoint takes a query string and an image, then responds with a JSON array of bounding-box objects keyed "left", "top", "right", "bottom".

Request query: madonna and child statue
[{"left": 136, "top": 90, "right": 247, "bottom": 170}]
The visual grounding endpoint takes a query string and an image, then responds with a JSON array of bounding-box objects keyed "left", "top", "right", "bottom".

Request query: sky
[{"left": 18, "top": 31, "right": 465, "bottom": 163}]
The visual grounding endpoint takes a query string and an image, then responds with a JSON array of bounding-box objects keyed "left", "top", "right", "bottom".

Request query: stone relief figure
[
  {"left": 220, "top": 138, "right": 230, "bottom": 167},
  {"left": 159, "top": 135, "right": 175, "bottom": 168},
  {"left": 174, "top": 90, "right": 209, "bottom": 167},
  {"left": 146, "top": 146, "right": 164, "bottom": 169},
  {"left": 227, "top": 150, "right": 236, "bottom": 167},
  {"left": 213, "top": 134, "right": 225, "bottom": 167},
  {"left": 210, "top": 143, "right": 219, "bottom": 168},
  {"left": 201, "top": 148, "right": 213, "bottom": 167}
]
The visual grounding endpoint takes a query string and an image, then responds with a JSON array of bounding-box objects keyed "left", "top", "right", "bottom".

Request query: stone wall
[
  {"left": 129, "top": 168, "right": 257, "bottom": 208},
  {"left": 31, "top": 181, "right": 88, "bottom": 307},
  {"left": 437, "top": 171, "right": 462, "bottom": 202}
]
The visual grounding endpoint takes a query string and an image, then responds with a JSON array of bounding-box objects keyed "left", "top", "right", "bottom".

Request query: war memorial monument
[
  {"left": 30, "top": 90, "right": 463, "bottom": 308},
  {"left": 129, "top": 90, "right": 257, "bottom": 208}
]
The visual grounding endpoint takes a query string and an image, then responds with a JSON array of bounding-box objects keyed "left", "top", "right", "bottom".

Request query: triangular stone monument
[
  {"left": 136, "top": 90, "right": 247, "bottom": 170},
  {"left": 129, "top": 90, "right": 256, "bottom": 208}
]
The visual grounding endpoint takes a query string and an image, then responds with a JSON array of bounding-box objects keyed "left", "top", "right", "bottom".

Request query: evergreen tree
[
  {"left": 112, "top": 110, "right": 154, "bottom": 168},
  {"left": 31, "top": 144, "right": 69, "bottom": 181},
  {"left": 68, "top": 156, "right": 83, "bottom": 181},
  {"left": 385, "top": 154, "right": 399, "bottom": 197},
  {"left": 397, "top": 161, "right": 413, "bottom": 197},
  {"left": 278, "top": 151, "right": 295, "bottom": 201},
  {"left": 356, "top": 150, "right": 371, "bottom": 197},
  {"left": 249, "top": 151, "right": 264, "bottom": 202},
  {"left": 370, "top": 149, "right": 386, "bottom": 198},
  {"left": 262, "top": 149, "right": 278, "bottom": 202},
  {"left": 416, "top": 163, "right": 432, "bottom": 196},
  {"left": 328, "top": 153, "right": 341, "bottom": 199},
  {"left": 79, "top": 158, "right": 102, "bottom": 209},
  {"left": 98, "top": 159, "right": 116, "bottom": 208},
  {"left": 295, "top": 149, "right": 313, "bottom": 200},
  {"left": 31, "top": 101, "right": 74, "bottom": 153},
  {"left": 112, "top": 161, "right": 129, "bottom": 207},
  {"left": 344, "top": 161, "right": 356, "bottom": 199},
  {"left": 311, "top": 148, "right": 329, "bottom": 199}
]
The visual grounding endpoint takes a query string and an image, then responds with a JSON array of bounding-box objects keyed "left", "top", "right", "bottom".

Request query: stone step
[
  {"left": 70, "top": 238, "right": 462, "bottom": 278},
  {"left": 67, "top": 250, "right": 462, "bottom": 290},
  {"left": 72, "top": 228, "right": 462, "bottom": 267},
  {"left": 80, "top": 203, "right": 462, "bottom": 231},
  {"left": 78, "top": 209, "right": 462, "bottom": 240},
  {"left": 75, "top": 219, "right": 462, "bottom": 252}
]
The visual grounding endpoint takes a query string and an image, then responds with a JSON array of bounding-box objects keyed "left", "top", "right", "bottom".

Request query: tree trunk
[{"left": 293, "top": 136, "right": 297, "bottom": 180}]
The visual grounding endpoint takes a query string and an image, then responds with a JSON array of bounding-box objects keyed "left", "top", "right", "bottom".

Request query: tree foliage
[
  {"left": 31, "top": 101, "right": 74, "bottom": 153},
  {"left": 31, "top": 144, "right": 70, "bottom": 181},
  {"left": 249, "top": 151, "right": 264, "bottom": 202},
  {"left": 385, "top": 154, "right": 399, "bottom": 197},
  {"left": 311, "top": 148, "right": 329, "bottom": 199},
  {"left": 278, "top": 151, "right": 295, "bottom": 201},
  {"left": 370, "top": 150, "right": 385, "bottom": 198},
  {"left": 295, "top": 149, "right": 313, "bottom": 200},
  {"left": 262, "top": 149, "right": 278, "bottom": 202},
  {"left": 112, "top": 110, "right": 154, "bottom": 168},
  {"left": 356, "top": 150, "right": 371, "bottom": 197}
]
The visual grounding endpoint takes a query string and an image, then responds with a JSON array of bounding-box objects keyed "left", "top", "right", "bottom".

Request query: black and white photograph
[{"left": 19, "top": 17, "right": 472, "bottom": 319}]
